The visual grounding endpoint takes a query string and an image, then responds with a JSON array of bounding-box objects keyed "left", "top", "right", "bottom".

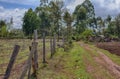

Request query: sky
[{"left": 0, "top": 0, "right": 120, "bottom": 29}]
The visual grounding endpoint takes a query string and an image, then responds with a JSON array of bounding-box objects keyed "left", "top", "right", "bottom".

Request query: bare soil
[
  {"left": 81, "top": 42, "right": 120, "bottom": 79},
  {"left": 95, "top": 51, "right": 120, "bottom": 78},
  {"left": 96, "top": 42, "right": 120, "bottom": 56}
]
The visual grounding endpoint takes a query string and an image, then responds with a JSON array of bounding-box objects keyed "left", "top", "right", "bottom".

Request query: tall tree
[
  {"left": 35, "top": 0, "right": 51, "bottom": 35},
  {"left": 81, "top": 0, "right": 96, "bottom": 30},
  {"left": 106, "top": 15, "right": 112, "bottom": 23},
  {"left": 106, "top": 15, "right": 113, "bottom": 35},
  {"left": 23, "top": 8, "right": 40, "bottom": 35},
  {"left": 63, "top": 10, "right": 73, "bottom": 40},
  {"left": 96, "top": 16, "right": 105, "bottom": 34},
  {"left": 115, "top": 14, "right": 120, "bottom": 38},
  {"left": 73, "top": 6, "right": 87, "bottom": 34},
  {"left": 49, "top": 0, "right": 64, "bottom": 41},
  {"left": 105, "top": 21, "right": 116, "bottom": 36}
]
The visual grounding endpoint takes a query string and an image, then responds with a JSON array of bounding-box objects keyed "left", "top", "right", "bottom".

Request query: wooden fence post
[
  {"left": 34, "top": 30, "right": 37, "bottom": 42},
  {"left": 42, "top": 32, "right": 46, "bottom": 63},
  {"left": 53, "top": 34, "right": 56, "bottom": 54},
  {"left": 33, "top": 30, "right": 38, "bottom": 69},
  {"left": 28, "top": 46, "right": 32, "bottom": 79},
  {"left": 19, "top": 42, "right": 37, "bottom": 79},
  {"left": 28, "top": 61, "right": 31, "bottom": 79},
  {"left": 31, "top": 42, "right": 38, "bottom": 79},
  {"left": 50, "top": 37, "right": 53, "bottom": 58},
  {"left": 4, "top": 45, "right": 20, "bottom": 79},
  {"left": 62, "top": 35, "right": 65, "bottom": 47}
]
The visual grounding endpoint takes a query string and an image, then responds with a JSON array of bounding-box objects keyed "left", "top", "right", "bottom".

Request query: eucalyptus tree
[
  {"left": 73, "top": 0, "right": 96, "bottom": 34},
  {"left": 82, "top": 0, "right": 96, "bottom": 29},
  {"left": 115, "top": 14, "right": 120, "bottom": 38},
  {"left": 105, "top": 15, "right": 114, "bottom": 35},
  {"left": 35, "top": 0, "right": 50, "bottom": 34},
  {"left": 73, "top": 6, "right": 87, "bottom": 34},
  {"left": 49, "top": 0, "right": 64, "bottom": 41},
  {"left": 96, "top": 16, "right": 105, "bottom": 34},
  {"left": 63, "top": 10, "right": 73, "bottom": 40}
]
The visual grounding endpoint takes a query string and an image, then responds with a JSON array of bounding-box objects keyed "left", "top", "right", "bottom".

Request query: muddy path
[{"left": 80, "top": 42, "right": 120, "bottom": 79}]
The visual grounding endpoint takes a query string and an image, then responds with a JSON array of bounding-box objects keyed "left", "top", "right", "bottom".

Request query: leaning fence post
[
  {"left": 4, "top": 45, "right": 20, "bottom": 79},
  {"left": 19, "top": 42, "right": 37, "bottom": 79}
]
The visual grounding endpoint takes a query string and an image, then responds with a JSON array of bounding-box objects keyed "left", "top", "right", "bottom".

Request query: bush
[
  {"left": 81, "top": 29, "right": 93, "bottom": 41},
  {"left": 72, "top": 34, "right": 82, "bottom": 41},
  {"left": 0, "top": 26, "right": 8, "bottom": 37}
]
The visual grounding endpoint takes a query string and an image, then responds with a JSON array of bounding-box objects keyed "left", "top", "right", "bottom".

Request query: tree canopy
[{"left": 23, "top": 8, "right": 40, "bottom": 35}]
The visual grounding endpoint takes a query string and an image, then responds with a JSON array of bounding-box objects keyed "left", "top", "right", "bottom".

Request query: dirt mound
[{"left": 96, "top": 42, "right": 120, "bottom": 56}]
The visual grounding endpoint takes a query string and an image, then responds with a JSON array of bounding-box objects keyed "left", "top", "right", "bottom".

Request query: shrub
[{"left": 81, "top": 29, "right": 93, "bottom": 41}]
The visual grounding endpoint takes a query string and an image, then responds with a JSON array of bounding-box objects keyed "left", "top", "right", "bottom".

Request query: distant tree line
[
  {"left": 1, "top": 0, "right": 120, "bottom": 41},
  {"left": 0, "top": 19, "right": 24, "bottom": 38}
]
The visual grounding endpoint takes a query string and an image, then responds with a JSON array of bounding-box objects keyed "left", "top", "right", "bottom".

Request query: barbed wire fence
[{"left": 0, "top": 29, "right": 65, "bottom": 79}]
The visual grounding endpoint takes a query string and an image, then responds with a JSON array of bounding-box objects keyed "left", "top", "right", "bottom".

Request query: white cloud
[
  {"left": 93, "top": 0, "right": 120, "bottom": 10},
  {"left": 91, "top": 0, "right": 120, "bottom": 17},
  {"left": 0, "top": 6, "right": 27, "bottom": 29},
  {"left": 0, "top": 0, "right": 39, "bottom": 6},
  {"left": 0, "top": 6, "right": 4, "bottom": 10},
  {"left": 66, "top": 0, "right": 85, "bottom": 12}
]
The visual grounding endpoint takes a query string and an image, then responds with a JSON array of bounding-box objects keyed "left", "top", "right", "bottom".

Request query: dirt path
[
  {"left": 96, "top": 51, "right": 120, "bottom": 78},
  {"left": 80, "top": 42, "right": 120, "bottom": 79}
]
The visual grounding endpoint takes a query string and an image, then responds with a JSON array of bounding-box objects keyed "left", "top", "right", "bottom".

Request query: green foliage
[
  {"left": 0, "top": 25, "right": 8, "bottom": 37},
  {"left": 74, "top": 34, "right": 82, "bottom": 41},
  {"left": 23, "top": 8, "right": 40, "bottom": 35},
  {"left": 115, "top": 14, "right": 120, "bottom": 38},
  {"left": 48, "top": 0, "right": 64, "bottom": 37},
  {"left": 105, "top": 21, "right": 116, "bottom": 36},
  {"left": 73, "top": 0, "right": 96, "bottom": 35},
  {"left": 59, "top": 43, "right": 93, "bottom": 79},
  {"left": 104, "top": 14, "right": 120, "bottom": 38},
  {"left": 63, "top": 10, "right": 73, "bottom": 25},
  {"left": 81, "top": 29, "right": 93, "bottom": 40},
  {"left": 82, "top": 0, "right": 96, "bottom": 28},
  {"left": 35, "top": 6, "right": 51, "bottom": 33},
  {"left": 74, "top": 5, "right": 87, "bottom": 34},
  {"left": 0, "top": 20, "right": 6, "bottom": 29},
  {"left": 63, "top": 10, "right": 73, "bottom": 41},
  {"left": 73, "top": 6, "right": 87, "bottom": 33},
  {"left": 96, "top": 16, "right": 105, "bottom": 35},
  {"left": 76, "top": 21, "right": 87, "bottom": 34},
  {"left": 106, "top": 15, "right": 112, "bottom": 23},
  {"left": 8, "top": 29, "right": 24, "bottom": 39},
  {"left": 74, "top": 6, "right": 87, "bottom": 21}
]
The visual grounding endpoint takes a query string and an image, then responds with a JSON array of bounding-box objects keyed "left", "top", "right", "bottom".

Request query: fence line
[{"left": 0, "top": 30, "right": 63, "bottom": 79}]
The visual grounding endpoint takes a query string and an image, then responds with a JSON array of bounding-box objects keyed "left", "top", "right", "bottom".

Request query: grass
[
  {"left": 1, "top": 39, "right": 120, "bottom": 79},
  {"left": 37, "top": 42, "right": 93, "bottom": 79},
  {"left": 96, "top": 46, "right": 120, "bottom": 65},
  {"left": 88, "top": 43, "right": 120, "bottom": 66},
  {"left": 83, "top": 43, "right": 116, "bottom": 79}
]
